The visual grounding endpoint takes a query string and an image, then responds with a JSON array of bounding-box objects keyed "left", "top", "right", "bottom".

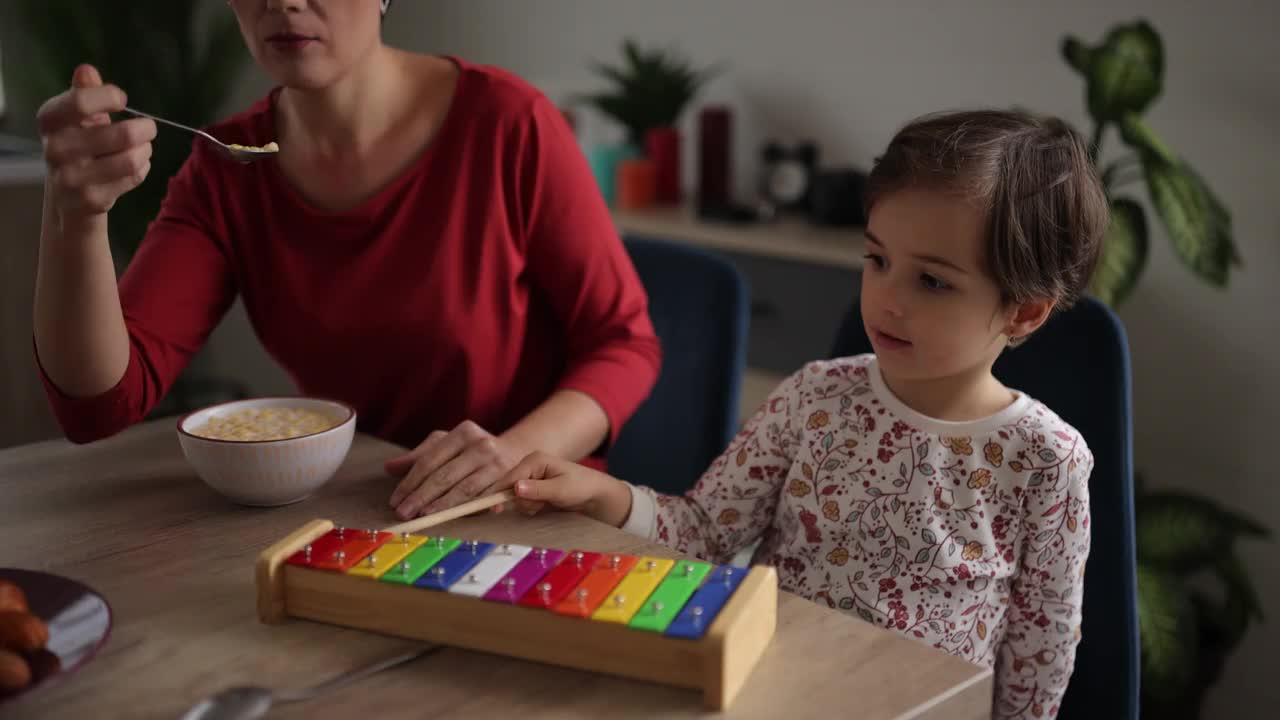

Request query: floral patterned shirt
[{"left": 622, "top": 354, "right": 1093, "bottom": 719}]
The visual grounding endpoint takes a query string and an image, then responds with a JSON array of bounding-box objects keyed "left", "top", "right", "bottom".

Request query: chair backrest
[
  {"left": 608, "top": 236, "right": 749, "bottom": 496},
  {"left": 830, "top": 294, "right": 1140, "bottom": 720}
]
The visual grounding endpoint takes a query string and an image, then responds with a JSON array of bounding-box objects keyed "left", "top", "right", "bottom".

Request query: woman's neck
[
  {"left": 276, "top": 44, "right": 411, "bottom": 157},
  {"left": 878, "top": 362, "right": 1015, "bottom": 423}
]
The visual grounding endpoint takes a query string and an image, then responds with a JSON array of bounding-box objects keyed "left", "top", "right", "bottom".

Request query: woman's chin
[{"left": 268, "top": 64, "right": 342, "bottom": 92}]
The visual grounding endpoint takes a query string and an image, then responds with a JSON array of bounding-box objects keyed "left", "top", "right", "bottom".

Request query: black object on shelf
[
  {"left": 759, "top": 140, "right": 819, "bottom": 214},
  {"left": 696, "top": 201, "right": 760, "bottom": 224},
  {"left": 808, "top": 168, "right": 867, "bottom": 227}
]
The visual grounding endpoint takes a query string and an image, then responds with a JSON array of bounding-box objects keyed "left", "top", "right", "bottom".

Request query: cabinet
[{"left": 0, "top": 154, "right": 60, "bottom": 448}]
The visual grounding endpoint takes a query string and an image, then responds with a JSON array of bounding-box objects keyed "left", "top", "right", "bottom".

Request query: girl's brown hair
[{"left": 866, "top": 110, "right": 1109, "bottom": 311}]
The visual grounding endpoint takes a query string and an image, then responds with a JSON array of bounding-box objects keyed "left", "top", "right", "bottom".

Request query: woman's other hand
[{"left": 386, "top": 420, "right": 526, "bottom": 520}]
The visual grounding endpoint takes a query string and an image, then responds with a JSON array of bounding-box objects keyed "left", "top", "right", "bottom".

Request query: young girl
[{"left": 500, "top": 109, "right": 1109, "bottom": 720}]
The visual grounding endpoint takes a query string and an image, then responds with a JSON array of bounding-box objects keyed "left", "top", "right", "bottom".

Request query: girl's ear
[{"left": 1005, "top": 297, "right": 1055, "bottom": 346}]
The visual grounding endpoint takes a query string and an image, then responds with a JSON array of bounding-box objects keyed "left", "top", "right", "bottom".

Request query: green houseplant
[
  {"left": 1058, "top": 20, "right": 1268, "bottom": 718},
  {"left": 8, "top": 0, "right": 251, "bottom": 415},
  {"left": 1133, "top": 481, "right": 1269, "bottom": 719},
  {"left": 580, "top": 37, "right": 720, "bottom": 149},
  {"left": 1060, "top": 20, "right": 1241, "bottom": 307}
]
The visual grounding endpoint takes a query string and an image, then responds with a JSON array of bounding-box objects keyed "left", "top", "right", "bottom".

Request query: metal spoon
[
  {"left": 178, "top": 644, "right": 442, "bottom": 720},
  {"left": 121, "top": 107, "right": 279, "bottom": 164}
]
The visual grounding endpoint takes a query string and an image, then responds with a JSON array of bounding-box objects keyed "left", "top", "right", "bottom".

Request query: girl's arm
[
  {"left": 994, "top": 436, "right": 1094, "bottom": 719},
  {"left": 509, "top": 369, "right": 803, "bottom": 565},
  {"left": 619, "top": 370, "right": 804, "bottom": 565}
]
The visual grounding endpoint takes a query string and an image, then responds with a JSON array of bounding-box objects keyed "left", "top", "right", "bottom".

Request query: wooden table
[{"left": 0, "top": 420, "right": 991, "bottom": 719}]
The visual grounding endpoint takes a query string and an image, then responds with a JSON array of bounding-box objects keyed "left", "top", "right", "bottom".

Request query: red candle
[
  {"left": 645, "top": 127, "right": 681, "bottom": 205},
  {"left": 697, "top": 106, "right": 732, "bottom": 206}
]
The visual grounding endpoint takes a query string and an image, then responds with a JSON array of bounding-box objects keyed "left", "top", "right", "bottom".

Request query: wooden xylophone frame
[{"left": 256, "top": 519, "right": 778, "bottom": 710}]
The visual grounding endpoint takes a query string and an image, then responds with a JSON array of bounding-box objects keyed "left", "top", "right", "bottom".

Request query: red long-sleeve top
[{"left": 37, "top": 57, "right": 662, "bottom": 463}]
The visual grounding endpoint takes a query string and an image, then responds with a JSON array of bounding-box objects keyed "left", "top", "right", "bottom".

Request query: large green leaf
[
  {"left": 1085, "top": 21, "right": 1164, "bottom": 124},
  {"left": 1060, "top": 36, "right": 1093, "bottom": 76},
  {"left": 1091, "top": 197, "right": 1148, "bottom": 307},
  {"left": 1186, "top": 163, "right": 1241, "bottom": 265},
  {"left": 1118, "top": 114, "right": 1175, "bottom": 164},
  {"left": 1136, "top": 491, "right": 1237, "bottom": 572},
  {"left": 1216, "top": 552, "right": 1265, "bottom": 627},
  {"left": 1187, "top": 551, "right": 1266, "bottom": 659},
  {"left": 1144, "top": 157, "right": 1239, "bottom": 286},
  {"left": 1114, "top": 113, "right": 1241, "bottom": 286},
  {"left": 1220, "top": 506, "right": 1271, "bottom": 539},
  {"left": 1137, "top": 565, "right": 1198, "bottom": 699}
]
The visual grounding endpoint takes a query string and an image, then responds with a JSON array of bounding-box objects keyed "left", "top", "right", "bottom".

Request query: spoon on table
[
  {"left": 178, "top": 644, "right": 442, "bottom": 720},
  {"left": 120, "top": 107, "right": 280, "bottom": 164}
]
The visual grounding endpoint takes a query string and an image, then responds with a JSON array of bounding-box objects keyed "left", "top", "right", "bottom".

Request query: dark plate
[{"left": 0, "top": 568, "right": 113, "bottom": 703}]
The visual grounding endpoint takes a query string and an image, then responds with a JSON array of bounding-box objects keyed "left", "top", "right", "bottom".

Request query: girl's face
[
  {"left": 228, "top": 0, "right": 383, "bottom": 90},
  {"left": 859, "top": 188, "right": 1044, "bottom": 384}
]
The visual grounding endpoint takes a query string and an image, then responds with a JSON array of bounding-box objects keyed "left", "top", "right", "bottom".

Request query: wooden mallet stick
[{"left": 381, "top": 489, "right": 517, "bottom": 535}]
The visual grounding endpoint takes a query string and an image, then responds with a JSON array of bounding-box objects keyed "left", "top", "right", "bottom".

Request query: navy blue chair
[
  {"left": 830, "top": 293, "right": 1140, "bottom": 720},
  {"left": 608, "top": 236, "right": 750, "bottom": 496}
]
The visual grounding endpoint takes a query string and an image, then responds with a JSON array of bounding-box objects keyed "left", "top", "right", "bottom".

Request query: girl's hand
[
  {"left": 36, "top": 65, "right": 156, "bottom": 220},
  {"left": 504, "top": 452, "right": 633, "bottom": 527},
  {"left": 386, "top": 420, "right": 525, "bottom": 520}
]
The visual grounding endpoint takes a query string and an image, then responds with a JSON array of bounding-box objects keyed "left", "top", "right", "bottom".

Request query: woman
[{"left": 31, "top": 0, "right": 661, "bottom": 521}]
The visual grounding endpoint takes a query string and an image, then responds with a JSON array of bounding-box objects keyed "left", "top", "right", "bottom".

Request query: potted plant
[
  {"left": 9, "top": 0, "right": 248, "bottom": 270},
  {"left": 1059, "top": 20, "right": 1240, "bottom": 307},
  {"left": 580, "top": 38, "right": 720, "bottom": 206},
  {"left": 1057, "top": 20, "right": 1268, "bottom": 718},
  {"left": 1132, "top": 480, "right": 1269, "bottom": 719},
  {"left": 7, "top": 0, "right": 252, "bottom": 415}
]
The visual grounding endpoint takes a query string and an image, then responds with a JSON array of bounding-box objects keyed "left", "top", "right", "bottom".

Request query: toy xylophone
[{"left": 256, "top": 515, "right": 777, "bottom": 710}]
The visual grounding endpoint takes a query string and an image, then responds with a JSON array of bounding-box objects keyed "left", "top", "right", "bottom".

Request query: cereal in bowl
[{"left": 189, "top": 407, "right": 339, "bottom": 442}]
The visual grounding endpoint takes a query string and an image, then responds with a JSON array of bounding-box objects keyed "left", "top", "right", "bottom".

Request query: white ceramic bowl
[{"left": 176, "top": 396, "right": 356, "bottom": 507}]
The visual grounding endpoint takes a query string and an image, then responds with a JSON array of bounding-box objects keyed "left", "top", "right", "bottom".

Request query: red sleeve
[
  {"left": 515, "top": 95, "right": 662, "bottom": 451},
  {"left": 36, "top": 142, "right": 237, "bottom": 443}
]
